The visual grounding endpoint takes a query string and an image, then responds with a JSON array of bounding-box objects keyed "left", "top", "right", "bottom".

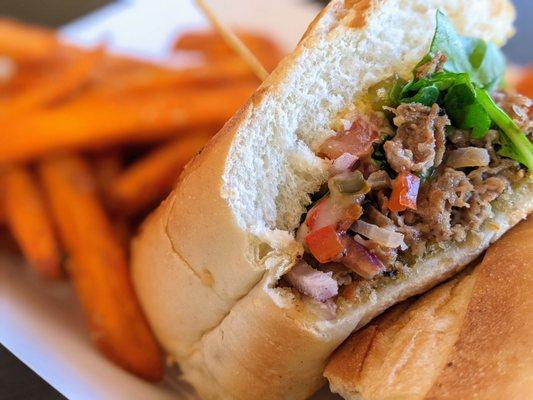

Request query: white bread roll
[
  {"left": 132, "top": 1, "right": 529, "bottom": 399},
  {"left": 324, "top": 218, "right": 533, "bottom": 400}
]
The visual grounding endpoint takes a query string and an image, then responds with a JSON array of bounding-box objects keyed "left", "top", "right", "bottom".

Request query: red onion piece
[
  {"left": 340, "top": 237, "right": 384, "bottom": 279},
  {"left": 285, "top": 261, "right": 338, "bottom": 301},
  {"left": 331, "top": 152, "right": 358, "bottom": 174}
]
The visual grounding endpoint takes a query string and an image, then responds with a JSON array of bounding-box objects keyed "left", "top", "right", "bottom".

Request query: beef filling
[
  {"left": 384, "top": 103, "right": 448, "bottom": 173},
  {"left": 279, "top": 13, "right": 533, "bottom": 306},
  {"left": 281, "top": 89, "right": 531, "bottom": 304}
]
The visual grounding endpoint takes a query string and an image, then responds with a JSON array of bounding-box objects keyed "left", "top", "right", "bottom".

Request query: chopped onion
[
  {"left": 306, "top": 196, "right": 343, "bottom": 232},
  {"left": 285, "top": 262, "right": 338, "bottom": 302},
  {"left": 446, "top": 147, "right": 490, "bottom": 168},
  {"left": 352, "top": 220, "right": 405, "bottom": 248},
  {"left": 320, "top": 116, "right": 380, "bottom": 160},
  {"left": 340, "top": 237, "right": 384, "bottom": 279},
  {"left": 353, "top": 234, "right": 369, "bottom": 246},
  {"left": 331, "top": 152, "right": 358, "bottom": 174}
]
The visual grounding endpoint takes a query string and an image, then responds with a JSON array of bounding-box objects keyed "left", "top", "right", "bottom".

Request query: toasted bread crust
[{"left": 325, "top": 218, "right": 533, "bottom": 400}]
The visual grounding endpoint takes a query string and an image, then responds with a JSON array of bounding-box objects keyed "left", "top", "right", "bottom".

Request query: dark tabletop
[
  {"left": 0, "top": 0, "right": 531, "bottom": 399},
  {"left": 0, "top": 345, "right": 65, "bottom": 400}
]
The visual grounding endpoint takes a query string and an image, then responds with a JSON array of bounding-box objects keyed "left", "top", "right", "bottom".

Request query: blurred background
[
  {"left": 0, "top": 1, "right": 530, "bottom": 399},
  {"left": 0, "top": 0, "right": 531, "bottom": 62},
  {"left": 502, "top": 0, "right": 533, "bottom": 64}
]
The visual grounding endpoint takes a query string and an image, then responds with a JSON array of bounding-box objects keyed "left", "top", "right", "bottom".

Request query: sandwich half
[
  {"left": 324, "top": 217, "right": 533, "bottom": 400},
  {"left": 132, "top": 1, "right": 532, "bottom": 399}
]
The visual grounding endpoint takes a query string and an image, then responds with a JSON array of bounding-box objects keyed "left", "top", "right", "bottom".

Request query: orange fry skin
[
  {"left": 93, "top": 58, "right": 259, "bottom": 94},
  {"left": 0, "top": 18, "right": 62, "bottom": 63},
  {"left": 91, "top": 152, "right": 132, "bottom": 248},
  {"left": 174, "top": 30, "right": 284, "bottom": 71},
  {"left": 516, "top": 66, "right": 533, "bottom": 99},
  {"left": 92, "top": 152, "right": 123, "bottom": 202},
  {"left": 38, "top": 154, "right": 164, "bottom": 381},
  {"left": 0, "top": 82, "right": 256, "bottom": 163},
  {"left": 111, "top": 134, "right": 211, "bottom": 215},
  {"left": 1, "top": 165, "right": 62, "bottom": 279},
  {"left": 0, "top": 47, "right": 104, "bottom": 115}
]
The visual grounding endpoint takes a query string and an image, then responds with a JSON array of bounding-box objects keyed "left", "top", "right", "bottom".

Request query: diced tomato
[
  {"left": 331, "top": 152, "right": 358, "bottom": 174},
  {"left": 305, "top": 197, "right": 328, "bottom": 230},
  {"left": 388, "top": 171, "right": 420, "bottom": 212},
  {"left": 319, "top": 116, "right": 380, "bottom": 160},
  {"left": 305, "top": 225, "right": 345, "bottom": 263},
  {"left": 306, "top": 196, "right": 362, "bottom": 233}
]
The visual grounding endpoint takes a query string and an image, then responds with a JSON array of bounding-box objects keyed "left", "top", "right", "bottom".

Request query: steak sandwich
[
  {"left": 132, "top": 1, "right": 532, "bottom": 399},
  {"left": 324, "top": 217, "right": 533, "bottom": 400}
]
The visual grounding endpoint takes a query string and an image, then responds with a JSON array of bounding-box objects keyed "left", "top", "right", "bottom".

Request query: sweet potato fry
[
  {"left": 38, "top": 154, "right": 163, "bottom": 381},
  {"left": 92, "top": 152, "right": 132, "bottom": 248},
  {"left": 92, "top": 152, "right": 123, "bottom": 200},
  {"left": 0, "top": 178, "right": 6, "bottom": 227},
  {"left": 94, "top": 59, "right": 258, "bottom": 94},
  {"left": 174, "top": 30, "right": 284, "bottom": 71},
  {"left": 1, "top": 165, "right": 62, "bottom": 278},
  {"left": 174, "top": 30, "right": 281, "bottom": 57},
  {"left": 0, "top": 18, "right": 62, "bottom": 63},
  {"left": 0, "top": 82, "right": 256, "bottom": 162},
  {"left": 0, "top": 47, "right": 104, "bottom": 115},
  {"left": 516, "top": 66, "right": 533, "bottom": 98},
  {"left": 111, "top": 134, "right": 211, "bottom": 214},
  {"left": 0, "top": 55, "right": 16, "bottom": 85},
  {"left": 0, "top": 198, "right": 4, "bottom": 226}
]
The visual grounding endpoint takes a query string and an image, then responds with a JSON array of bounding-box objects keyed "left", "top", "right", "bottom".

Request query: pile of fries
[{"left": 0, "top": 18, "right": 283, "bottom": 381}]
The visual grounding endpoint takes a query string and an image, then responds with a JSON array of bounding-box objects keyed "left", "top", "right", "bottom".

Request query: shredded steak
[
  {"left": 493, "top": 91, "right": 532, "bottom": 135},
  {"left": 384, "top": 103, "right": 449, "bottom": 173},
  {"left": 462, "top": 168, "right": 508, "bottom": 231},
  {"left": 416, "top": 168, "right": 474, "bottom": 241},
  {"left": 281, "top": 86, "right": 531, "bottom": 302},
  {"left": 415, "top": 52, "right": 447, "bottom": 79}
]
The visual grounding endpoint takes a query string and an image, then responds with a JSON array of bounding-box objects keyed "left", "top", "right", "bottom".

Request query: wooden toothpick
[{"left": 195, "top": 0, "right": 269, "bottom": 81}]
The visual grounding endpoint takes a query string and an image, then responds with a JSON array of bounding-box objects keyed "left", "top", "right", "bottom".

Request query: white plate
[{"left": 0, "top": 1, "right": 341, "bottom": 398}]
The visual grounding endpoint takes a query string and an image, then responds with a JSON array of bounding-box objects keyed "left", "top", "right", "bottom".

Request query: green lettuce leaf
[
  {"left": 370, "top": 11, "right": 531, "bottom": 169},
  {"left": 397, "top": 11, "right": 532, "bottom": 169},
  {"left": 402, "top": 85, "right": 440, "bottom": 106},
  {"left": 421, "top": 11, "right": 473, "bottom": 77},
  {"left": 443, "top": 82, "right": 491, "bottom": 138},
  {"left": 422, "top": 11, "right": 505, "bottom": 90},
  {"left": 460, "top": 37, "right": 506, "bottom": 91},
  {"left": 475, "top": 88, "right": 533, "bottom": 169}
]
